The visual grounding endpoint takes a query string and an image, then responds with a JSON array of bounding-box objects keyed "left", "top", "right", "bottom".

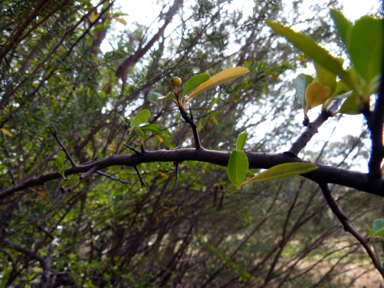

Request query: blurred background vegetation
[{"left": 0, "top": 0, "right": 382, "bottom": 286}]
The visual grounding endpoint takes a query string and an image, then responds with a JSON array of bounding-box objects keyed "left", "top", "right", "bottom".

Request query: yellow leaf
[
  {"left": 305, "top": 82, "right": 331, "bottom": 110},
  {"left": 107, "top": 147, "right": 115, "bottom": 152},
  {"left": 182, "top": 67, "right": 249, "bottom": 107},
  {"left": 114, "top": 17, "right": 127, "bottom": 25},
  {"left": 90, "top": 10, "right": 99, "bottom": 23},
  {"left": 157, "top": 171, "right": 168, "bottom": 179},
  {"left": 0, "top": 128, "right": 12, "bottom": 137}
]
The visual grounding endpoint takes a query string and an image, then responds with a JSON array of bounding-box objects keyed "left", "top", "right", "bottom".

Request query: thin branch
[
  {"left": 48, "top": 126, "right": 76, "bottom": 167},
  {"left": 123, "top": 144, "right": 144, "bottom": 155},
  {"left": 288, "top": 110, "right": 333, "bottom": 156},
  {"left": 318, "top": 182, "right": 382, "bottom": 276},
  {"left": 178, "top": 105, "right": 202, "bottom": 150},
  {"left": 42, "top": 184, "right": 53, "bottom": 204},
  {"left": 96, "top": 171, "right": 132, "bottom": 184},
  {"left": 115, "top": 124, "right": 130, "bottom": 155},
  {"left": 134, "top": 166, "right": 149, "bottom": 190}
]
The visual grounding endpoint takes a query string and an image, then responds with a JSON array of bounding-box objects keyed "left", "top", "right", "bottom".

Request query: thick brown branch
[{"left": 1, "top": 149, "right": 384, "bottom": 200}]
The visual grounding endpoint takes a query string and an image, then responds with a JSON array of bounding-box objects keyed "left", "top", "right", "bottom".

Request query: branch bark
[{"left": 1, "top": 148, "right": 384, "bottom": 200}]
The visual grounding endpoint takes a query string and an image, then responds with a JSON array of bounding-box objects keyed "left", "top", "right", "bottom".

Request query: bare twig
[
  {"left": 318, "top": 182, "right": 382, "bottom": 276},
  {"left": 178, "top": 105, "right": 202, "bottom": 150},
  {"left": 134, "top": 166, "right": 149, "bottom": 190},
  {"left": 115, "top": 124, "right": 130, "bottom": 155},
  {"left": 48, "top": 126, "right": 76, "bottom": 167},
  {"left": 97, "top": 171, "right": 132, "bottom": 184}
]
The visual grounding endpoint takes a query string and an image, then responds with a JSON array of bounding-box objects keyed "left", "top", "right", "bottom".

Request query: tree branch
[
  {"left": 1, "top": 149, "right": 384, "bottom": 200},
  {"left": 318, "top": 182, "right": 382, "bottom": 276}
]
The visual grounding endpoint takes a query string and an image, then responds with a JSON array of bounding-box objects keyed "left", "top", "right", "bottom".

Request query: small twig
[
  {"left": 42, "top": 184, "right": 53, "bottom": 204},
  {"left": 123, "top": 144, "right": 144, "bottom": 155},
  {"left": 288, "top": 110, "right": 333, "bottom": 157},
  {"left": 80, "top": 165, "right": 99, "bottom": 180},
  {"left": 53, "top": 178, "right": 62, "bottom": 200},
  {"left": 318, "top": 182, "right": 382, "bottom": 276},
  {"left": 48, "top": 126, "right": 77, "bottom": 167},
  {"left": 178, "top": 105, "right": 202, "bottom": 150},
  {"left": 172, "top": 145, "right": 182, "bottom": 150},
  {"left": 115, "top": 124, "right": 130, "bottom": 155},
  {"left": 27, "top": 188, "right": 43, "bottom": 197},
  {"left": 134, "top": 165, "right": 149, "bottom": 190},
  {"left": 97, "top": 171, "right": 132, "bottom": 184}
]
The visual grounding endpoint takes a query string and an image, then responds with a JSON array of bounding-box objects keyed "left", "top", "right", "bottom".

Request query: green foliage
[
  {"left": 182, "top": 73, "right": 211, "bottom": 98},
  {"left": 348, "top": 16, "right": 383, "bottom": 85},
  {"left": 0, "top": 0, "right": 381, "bottom": 287},
  {"left": 295, "top": 73, "right": 313, "bottom": 107},
  {"left": 240, "top": 163, "right": 318, "bottom": 189}
]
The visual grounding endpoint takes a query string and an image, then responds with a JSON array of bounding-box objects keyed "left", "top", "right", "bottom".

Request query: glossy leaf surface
[
  {"left": 241, "top": 163, "right": 318, "bottom": 189},
  {"left": 338, "top": 93, "right": 360, "bottom": 115},
  {"left": 305, "top": 82, "right": 331, "bottom": 110},
  {"left": 183, "top": 67, "right": 249, "bottom": 107},
  {"left": 348, "top": 16, "right": 383, "bottom": 84},
  {"left": 182, "top": 73, "right": 210, "bottom": 99},
  {"left": 227, "top": 150, "right": 249, "bottom": 189},
  {"left": 236, "top": 133, "right": 248, "bottom": 151},
  {"left": 132, "top": 110, "right": 151, "bottom": 127},
  {"left": 139, "top": 124, "right": 163, "bottom": 134},
  {"left": 265, "top": 20, "right": 354, "bottom": 88},
  {"left": 330, "top": 8, "right": 352, "bottom": 47},
  {"left": 295, "top": 74, "right": 313, "bottom": 107}
]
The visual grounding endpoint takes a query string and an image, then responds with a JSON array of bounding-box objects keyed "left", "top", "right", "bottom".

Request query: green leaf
[
  {"left": 132, "top": 110, "right": 150, "bottom": 127},
  {"left": 294, "top": 74, "right": 313, "bottom": 107},
  {"left": 64, "top": 178, "right": 79, "bottom": 188},
  {"left": 265, "top": 20, "right": 354, "bottom": 89},
  {"left": 338, "top": 93, "right": 360, "bottom": 115},
  {"left": 148, "top": 92, "right": 175, "bottom": 103},
  {"left": 182, "top": 73, "right": 210, "bottom": 99},
  {"left": 241, "top": 163, "right": 318, "bottom": 189},
  {"left": 183, "top": 67, "right": 249, "bottom": 107},
  {"left": 330, "top": 8, "right": 352, "bottom": 47},
  {"left": 236, "top": 133, "right": 248, "bottom": 151},
  {"left": 58, "top": 151, "right": 66, "bottom": 161},
  {"left": 314, "top": 62, "right": 337, "bottom": 95},
  {"left": 133, "top": 126, "right": 145, "bottom": 139},
  {"left": 227, "top": 150, "right": 249, "bottom": 189},
  {"left": 139, "top": 124, "right": 163, "bottom": 134},
  {"left": 347, "top": 16, "right": 383, "bottom": 85},
  {"left": 371, "top": 219, "right": 384, "bottom": 237},
  {"left": 211, "top": 115, "right": 219, "bottom": 126}
]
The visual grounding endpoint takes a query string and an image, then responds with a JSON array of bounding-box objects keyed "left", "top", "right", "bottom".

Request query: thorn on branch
[
  {"left": 48, "top": 125, "right": 77, "bottom": 167},
  {"left": 140, "top": 143, "right": 146, "bottom": 154},
  {"left": 97, "top": 171, "right": 132, "bottom": 184},
  {"left": 115, "top": 124, "right": 130, "bottom": 155},
  {"left": 134, "top": 165, "right": 149, "bottom": 191},
  {"left": 123, "top": 144, "right": 144, "bottom": 156}
]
